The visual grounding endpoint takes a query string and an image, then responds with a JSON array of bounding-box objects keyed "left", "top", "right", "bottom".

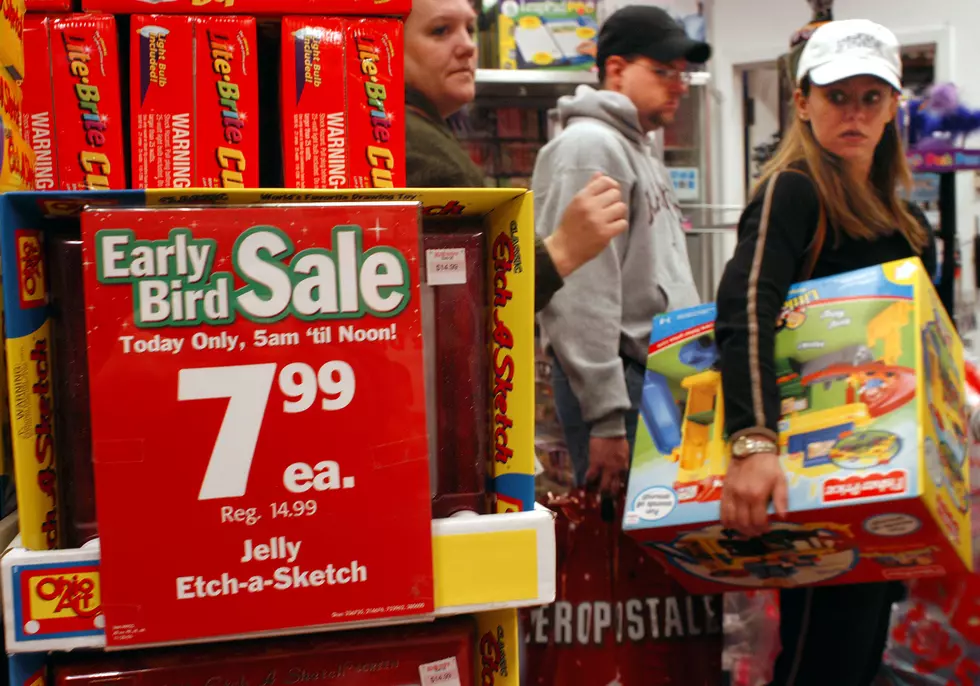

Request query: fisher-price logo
[
  {"left": 823, "top": 470, "right": 907, "bottom": 502},
  {"left": 15, "top": 230, "right": 46, "bottom": 309},
  {"left": 17, "top": 565, "right": 103, "bottom": 639}
]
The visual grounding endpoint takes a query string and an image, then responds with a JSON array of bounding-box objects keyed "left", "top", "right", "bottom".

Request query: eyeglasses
[{"left": 636, "top": 62, "right": 692, "bottom": 85}]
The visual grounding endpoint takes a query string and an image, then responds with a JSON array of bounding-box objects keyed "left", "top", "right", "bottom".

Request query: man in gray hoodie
[{"left": 535, "top": 5, "right": 710, "bottom": 495}]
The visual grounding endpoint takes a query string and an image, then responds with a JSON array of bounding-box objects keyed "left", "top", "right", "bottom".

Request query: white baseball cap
[{"left": 796, "top": 19, "right": 903, "bottom": 91}]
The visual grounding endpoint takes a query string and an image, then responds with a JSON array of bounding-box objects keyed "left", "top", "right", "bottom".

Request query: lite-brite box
[
  {"left": 21, "top": 17, "right": 58, "bottom": 191},
  {"left": 624, "top": 259, "right": 972, "bottom": 594},
  {"left": 50, "top": 14, "right": 125, "bottom": 190},
  {"left": 346, "top": 18, "right": 403, "bottom": 189},
  {"left": 82, "top": 0, "right": 411, "bottom": 14},
  {"left": 281, "top": 17, "right": 403, "bottom": 190},
  {"left": 492, "top": 0, "right": 598, "bottom": 71},
  {"left": 280, "top": 16, "right": 346, "bottom": 189},
  {"left": 131, "top": 16, "right": 195, "bottom": 189},
  {"left": 195, "top": 15, "right": 258, "bottom": 188},
  {"left": 0, "top": 0, "right": 25, "bottom": 82},
  {"left": 131, "top": 15, "right": 258, "bottom": 189},
  {"left": 25, "top": 0, "right": 70, "bottom": 9}
]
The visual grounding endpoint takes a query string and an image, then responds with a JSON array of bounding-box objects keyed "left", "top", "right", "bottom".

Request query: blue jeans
[{"left": 551, "top": 355, "right": 645, "bottom": 486}]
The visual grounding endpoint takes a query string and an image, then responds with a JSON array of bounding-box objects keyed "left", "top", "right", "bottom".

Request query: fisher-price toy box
[
  {"left": 624, "top": 259, "right": 972, "bottom": 594},
  {"left": 492, "top": 1, "right": 598, "bottom": 71}
]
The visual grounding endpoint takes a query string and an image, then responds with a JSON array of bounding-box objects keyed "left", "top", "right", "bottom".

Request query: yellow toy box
[
  {"left": 0, "top": 0, "right": 25, "bottom": 82},
  {"left": 624, "top": 259, "right": 972, "bottom": 593}
]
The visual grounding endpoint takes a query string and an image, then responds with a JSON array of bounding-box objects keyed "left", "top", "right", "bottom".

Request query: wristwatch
[{"left": 731, "top": 435, "right": 778, "bottom": 460}]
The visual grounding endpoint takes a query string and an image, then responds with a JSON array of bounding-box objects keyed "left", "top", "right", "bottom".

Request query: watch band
[{"left": 731, "top": 435, "right": 778, "bottom": 460}]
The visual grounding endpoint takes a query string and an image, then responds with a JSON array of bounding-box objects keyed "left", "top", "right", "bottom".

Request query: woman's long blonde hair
[{"left": 755, "top": 79, "right": 929, "bottom": 252}]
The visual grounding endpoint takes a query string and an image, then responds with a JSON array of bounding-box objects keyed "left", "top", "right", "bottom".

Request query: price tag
[
  {"left": 419, "top": 657, "right": 462, "bottom": 686},
  {"left": 83, "top": 203, "right": 434, "bottom": 647},
  {"left": 426, "top": 248, "right": 467, "bottom": 286}
]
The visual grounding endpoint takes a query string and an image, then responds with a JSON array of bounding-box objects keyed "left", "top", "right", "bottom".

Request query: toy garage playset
[{"left": 624, "top": 258, "right": 972, "bottom": 595}]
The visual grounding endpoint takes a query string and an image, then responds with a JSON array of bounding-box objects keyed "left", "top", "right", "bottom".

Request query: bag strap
[{"left": 769, "top": 168, "right": 827, "bottom": 282}]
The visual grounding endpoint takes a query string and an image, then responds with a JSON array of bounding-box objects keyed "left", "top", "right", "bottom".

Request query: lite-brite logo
[
  {"left": 480, "top": 626, "right": 510, "bottom": 685},
  {"left": 355, "top": 32, "right": 396, "bottom": 188},
  {"left": 17, "top": 565, "right": 103, "bottom": 638},
  {"left": 778, "top": 288, "right": 819, "bottom": 330},
  {"left": 95, "top": 225, "right": 411, "bottom": 327},
  {"left": 61, "top": 30, "right": 114, "bottom": 190},
  {"left": 208, "top": 29, "right": 250, "bottom": 188},
  {"left": 492, "top": 225, "right": 517, "bottom": 467},
  {"left": 16, "top": 230, "right": 46, "bottom": 309},
  {"left": 822, "top": 470, "right": 907, "bottom": 502},
  {"left": 138, "top": 24, "right": 169, "bottom": 101},
  {"left": 2, "top": 0, "right": 24, "bottom": 39}
]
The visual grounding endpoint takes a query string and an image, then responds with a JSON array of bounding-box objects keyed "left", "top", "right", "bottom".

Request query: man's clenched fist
[{"left": 545, "top": 172, "right": 629, "bottom": 278}]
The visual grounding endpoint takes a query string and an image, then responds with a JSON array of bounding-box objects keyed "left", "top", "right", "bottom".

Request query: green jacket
[{"left": 405, "top": 88, "right": 562, "bottom": 312}]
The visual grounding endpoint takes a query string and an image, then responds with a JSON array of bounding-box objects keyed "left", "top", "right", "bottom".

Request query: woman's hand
[{"left": 721, "top": 452, "right": 789, "bottom": 538}]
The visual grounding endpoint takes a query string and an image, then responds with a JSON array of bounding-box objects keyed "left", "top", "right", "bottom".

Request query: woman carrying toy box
[{"left": 714, "top": 19, "right": 937, "bottom": 686}]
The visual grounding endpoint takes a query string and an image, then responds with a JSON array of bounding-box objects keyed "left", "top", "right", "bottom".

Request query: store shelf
[
  {"left": 1, "top": 507, "right": 556, "bottom": 653},
  {"left": 475, "top": 69, "right": 710, "bottom": 99}
]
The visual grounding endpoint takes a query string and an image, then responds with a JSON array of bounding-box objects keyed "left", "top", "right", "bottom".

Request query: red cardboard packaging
[
  {"left": 50, "top": 13, "right": 125, "bottom": 190},
  {"left": 281, "top": 16, "right": 346, "bottom": 189},
  {"left": 131, "top": 15, "right": 195, "bottom": 188},
  {"left": 281, "top": 17, "right": 403, "bottom": 190},
  {"left": 25, "top": 0, "right": 71, "bottom": 10},
  {"left": 51, "top": 617, "right": 475, "bottom": 686},
  {"left": 346, "top": 18, "right": 403, "bottom": 189},
  {"left": 82, "top": 0, "right": 411, "bottom": 16},
  {"left": 196, "top": 15, "right": 257, "bottom": 188},
  {"left": 21, "top": 16, "right": 58, "bottom": 190},
  {"left": 131, "top": 15, "right": 257, "bottom": 189}
]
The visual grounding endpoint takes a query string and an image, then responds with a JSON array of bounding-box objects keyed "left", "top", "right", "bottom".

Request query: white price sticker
[
  {"left": 426, "top": 248, "right": 467, "bottom": 286},
  {"left": 419, "top": 656, "right": 462, "bottom": 685}
]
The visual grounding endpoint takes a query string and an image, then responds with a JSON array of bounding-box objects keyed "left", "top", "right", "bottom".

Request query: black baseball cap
[{"left": 597, "top": 5, "right": 712, "bottom": 71}]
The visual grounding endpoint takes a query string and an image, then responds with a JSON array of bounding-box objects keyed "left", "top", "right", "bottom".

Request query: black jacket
[
  {"left": 405, "top": 88, "right": 563, "bottom": 311},
  {"left": 715, "top": 168, "right": 937, "bottom": 440}
]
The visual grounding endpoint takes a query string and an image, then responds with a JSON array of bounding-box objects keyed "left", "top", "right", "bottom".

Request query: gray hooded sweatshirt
[{"left": 534, "top": 85, "right": 700, "bottom": 438}]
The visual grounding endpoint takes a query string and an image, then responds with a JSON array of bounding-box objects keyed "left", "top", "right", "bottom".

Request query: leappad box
[
  {"left": 130, "top": 15, "right": 258, "bottom": 189},
  {"left": 21, "top": 17, "right": 58, "bottom": 190},
  {"left": 346, "top": 18, "right": 403, "bottom": 189},
  {"left": 492, "top": 0, "right": 599, "bottom": 71},
  {"left": 50, "top": 14, "right": 125, "bottom": 190},
  {"left": 625, "top": 259, "right": 972, "bottom": 593},
  {"left": 0, "top": 0, "right": 25, "bottom": 82},
  {"left": 280, "top": 16, "right": 347, "bottom": 189},
  {"left": 131, "top": 16, "right": 195, "bottom": 189},
  {"left": 81, "top": 0, "right": 410, "bottom": 14}
]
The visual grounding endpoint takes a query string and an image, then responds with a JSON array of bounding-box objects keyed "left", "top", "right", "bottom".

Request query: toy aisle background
[{"left": 3, "top": 0, "right": 980, "bottom": 682}]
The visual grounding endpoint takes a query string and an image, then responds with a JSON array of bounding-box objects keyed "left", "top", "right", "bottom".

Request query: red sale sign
[{"left": 81, "top": 203, "right": 433, "bottom": 647}]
